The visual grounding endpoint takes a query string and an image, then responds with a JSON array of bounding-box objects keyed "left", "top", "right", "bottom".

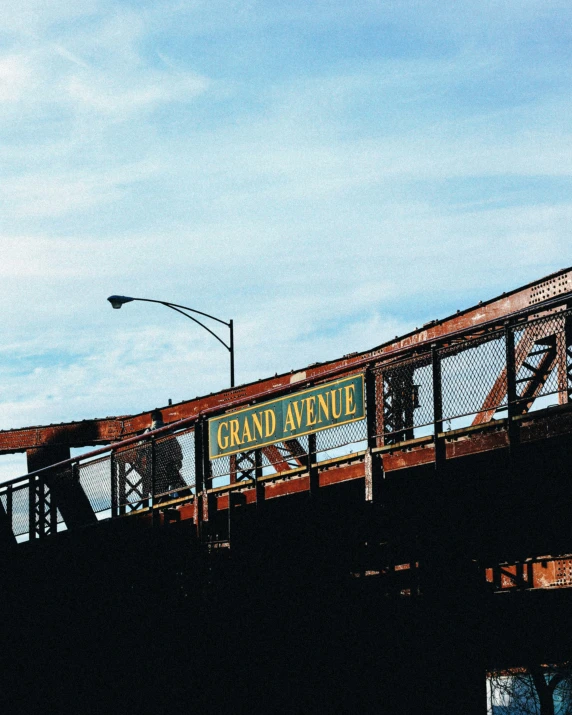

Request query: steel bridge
[{"left": 2, "top": 268, "right": 572, "bottom": 713}]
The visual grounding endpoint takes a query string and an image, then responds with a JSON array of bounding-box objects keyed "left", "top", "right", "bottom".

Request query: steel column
[
  {"left": 432, "top": 344, "right": 444, "bottom": 469},
  {"left": 365, "top": 367, "right": 381, "bottom": 502},
  {"left": 505, "top": 322, "right": 519, "bottom": 447}
]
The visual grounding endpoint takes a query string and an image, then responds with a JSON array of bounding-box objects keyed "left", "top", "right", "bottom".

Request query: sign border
[{"left": 208, "top": 373, "right": 365, "bottom": 460}]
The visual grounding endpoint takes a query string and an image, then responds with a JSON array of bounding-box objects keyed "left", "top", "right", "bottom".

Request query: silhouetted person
[
  {"left": 114, "top": 409, "right": 188, "bottom": 509},
  {"left": 145, "top": 409, "right": 188, "bottom": 501}
]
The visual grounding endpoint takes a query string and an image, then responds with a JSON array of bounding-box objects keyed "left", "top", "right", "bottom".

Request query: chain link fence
[
  {"left": 1, "top": 306, "right": 570, "bottom": 542},
  {"left": 440, "top": 331, "right": 507, "bottom": 428},
  {"left": 372, "top": 308, "right": 572, "bottom": 443},
  {"left": 0, "top": 426, "right": 197, "bottom": 540}
]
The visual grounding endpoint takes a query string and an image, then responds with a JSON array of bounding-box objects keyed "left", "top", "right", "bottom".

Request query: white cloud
[
  {"left": 0, "top": 0, "right": 571, "bottom": 487},
  {"left": 66, "top": 69, "right": 208, "bottom": 117},
  {"left": 0, "top": 55, "right": 34, "bottom": 102}
]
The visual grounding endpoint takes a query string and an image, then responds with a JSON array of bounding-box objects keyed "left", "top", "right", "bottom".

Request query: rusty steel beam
[
  {"left": 486, "top": 557, "right": 572, "bottom": 591},
  {"left": 1, "top": 268, "right": 571, "bottom": 456},
  {"left": 260, "top": 445, "right": 295, "bottom": 474}
]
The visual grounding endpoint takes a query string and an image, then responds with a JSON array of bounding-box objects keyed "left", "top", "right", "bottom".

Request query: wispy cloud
[{"left": 0, "top": 0, "right": 571, "bottom": 479}]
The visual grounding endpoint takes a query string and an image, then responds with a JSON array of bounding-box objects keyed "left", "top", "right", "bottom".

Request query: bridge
[{"left": 1, "top": 267, "right": 572, "bottom": 713}]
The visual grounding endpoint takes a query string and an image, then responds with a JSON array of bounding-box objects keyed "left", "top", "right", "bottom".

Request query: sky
[{"left": 1, "top": 0, "right": 571, "bottom": 479}]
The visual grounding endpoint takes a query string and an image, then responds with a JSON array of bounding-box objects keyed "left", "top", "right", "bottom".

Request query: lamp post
[{"left": 107, "top": 295, "right": 235, "bottom": 387}]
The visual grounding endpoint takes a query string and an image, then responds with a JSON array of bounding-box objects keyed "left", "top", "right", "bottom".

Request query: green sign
[{"left": 208, "top": 374, "right": 364, "bottom": 459}]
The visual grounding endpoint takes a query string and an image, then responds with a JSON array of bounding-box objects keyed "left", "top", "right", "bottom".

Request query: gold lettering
[
  {"left": 217, "top": 422, "right": 229, "bottom": 450},
  {"left": 252, "top": 412, "right": 264, "bottom": 440},
  {"left": 331, "top": 388, "right": 343, "bottom": 419},
  {"left": 264, "top": 409, "right": 276, "bottom": 437},
  {"left": 344, "top": 384, "right": 357, "bottom": 416},
  {"left": 284, "top": 404, "right": 296, "bottom": 432},
  {"left": 317, "top": 393, "right": 329, "bottom": 423},
  {"left": 229, "top": 419, "right": 241, "bottom": 447},
  {"left": 241, "top": 417, "right": 252, "bottom": 443},
  {"left": 293, "top": 399, "right": 304, "bottom": 428},
  {"left": 305, "top": 396, "right": 317, "bottom": 426}
]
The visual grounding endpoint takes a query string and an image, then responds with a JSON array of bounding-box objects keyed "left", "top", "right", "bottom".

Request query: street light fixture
[{"left": 107, "top": 295, "right": 235, "bottom": 387}]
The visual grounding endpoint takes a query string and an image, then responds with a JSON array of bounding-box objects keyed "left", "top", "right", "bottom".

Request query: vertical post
[
  {"left": 432, "top": 344, "right": 444, "bottom": 470},
  {"left": 6, "top": 484, "right": 13, "bottom": 530},
  {"left": 110, "top": 452, "right": 117, "bottom": 518},
  {"left": 255, "top": 449, "right": 264, "bottom": 506},
  {"left": 365, "top": 367, "right": 378, "bottom": 450},
  {"left": 28, "top": 475, "right": 36, "bottom": 541},
  {"left": 230, "top": 319, "right": 235, "bottom": 388},
  {"left": 365, "top": 367, "right": 381, "bottom": 502},
  {"left": 561, "top": 313, "right": 572, "bottom": 404},
  {"left": 308, "top": 433, "right": 318, "bottom": 496},
  {"left": 151, "top": 438, "right": 157, "bottom": 525},
  {"left": 49, "top": 478, "right": 58, "bottom": 534},
  {"left": 505, "top": 321, "right": 519, "bottom": 446},
  {"left": 202, "top": 422, "right": 212, "bottom": 530},
  {"left": 0, "top": 484, "right": 16, "bottom": 546},
  {"left": 38, "top": 476, "right": 47, "bottom": 539},
  {"left": 118, "top": 459, "right": 126, "bottom": 516},
  {"left": 195, "top": 418, "right": 213, "bottom": 538},
  {"left": 194, "top": 420, "right": 205, "bottom": 537}
]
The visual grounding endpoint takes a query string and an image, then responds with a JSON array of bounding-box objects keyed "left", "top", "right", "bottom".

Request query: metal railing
[{"left": 1, "top": 297, "right": 570, "bottom": 544}]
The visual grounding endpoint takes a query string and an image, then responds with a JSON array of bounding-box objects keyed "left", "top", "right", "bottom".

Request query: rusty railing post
[
  {"left": 6, "top": 484, "right": 13, "bottom": 534},
  {"left": 151, "top": 437, "right": 157, "bottom": 526},
  {"left": 505, "top": 320, "right": 519, "bottom": 447},
  {"left": 110, "top": 451, "right": 117, "bottom": 518},
  {"left": 432, "top": 344, "right": 444, "bottom": 470},
  {"left": 194, "top": 419, "right": 205, "bottom": 539},
  {"left": 365, "top": 366, "right": 381, "bottom": 502},
  {"left": 255, "top": 449, "right": 264, "bottom": 507},
  {"left": 308, "top": 433, "right": 318, "bottom": 496},
  {"left": 49, "top": 474, "right": 58, "bottom": 534},
  {"left": 28, "top": 475, "right": 36, "bottom": 541}
]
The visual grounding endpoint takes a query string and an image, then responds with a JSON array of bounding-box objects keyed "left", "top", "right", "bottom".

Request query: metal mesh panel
[
  {"left": 11, "top": 484, "right": 29, "bottom": 537},
  {"left": 315, "top": 418, "right": 367, "bottom": 459},
  {"left": 377, "top": 355, "right": 433, "bottom": 441},
  {"left": 440, "top": 333, "right": 506, "bottom": 422},
  {"left": 78, "top": 458, "right": 111, "bottom": 514},
  {"left": 211, "top": 454, "right": 231, "bottom": 479},
  {"left": 177, "top": 429, "right": 196, "bottom": 492},
  {"left": 154, "top": 429, "right": 194, "bottom": 499}
]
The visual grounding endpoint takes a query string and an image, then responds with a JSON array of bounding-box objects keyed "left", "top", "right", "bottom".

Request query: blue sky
[{"left": 1, "top": 0, "right": 571, "bottom": 480}]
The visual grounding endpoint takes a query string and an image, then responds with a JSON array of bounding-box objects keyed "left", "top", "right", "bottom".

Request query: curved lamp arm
[{"left": 107, "top": 295, "right": 235, "bottom": 387}]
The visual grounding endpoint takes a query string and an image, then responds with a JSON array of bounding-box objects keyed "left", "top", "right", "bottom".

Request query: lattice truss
[
  {"left": 114, "top": 444, "right": 150, "bottom": 512},
  {"left": 30, "top": 477, "right": 61, "bottom": 538},
  {"left": 376, "top": 356, "right": 433, "bottom": 444}
]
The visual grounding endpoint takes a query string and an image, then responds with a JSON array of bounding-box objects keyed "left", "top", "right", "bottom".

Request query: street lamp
[{"left": 107, "top": 295, "right": 235, "bottom": 387}]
